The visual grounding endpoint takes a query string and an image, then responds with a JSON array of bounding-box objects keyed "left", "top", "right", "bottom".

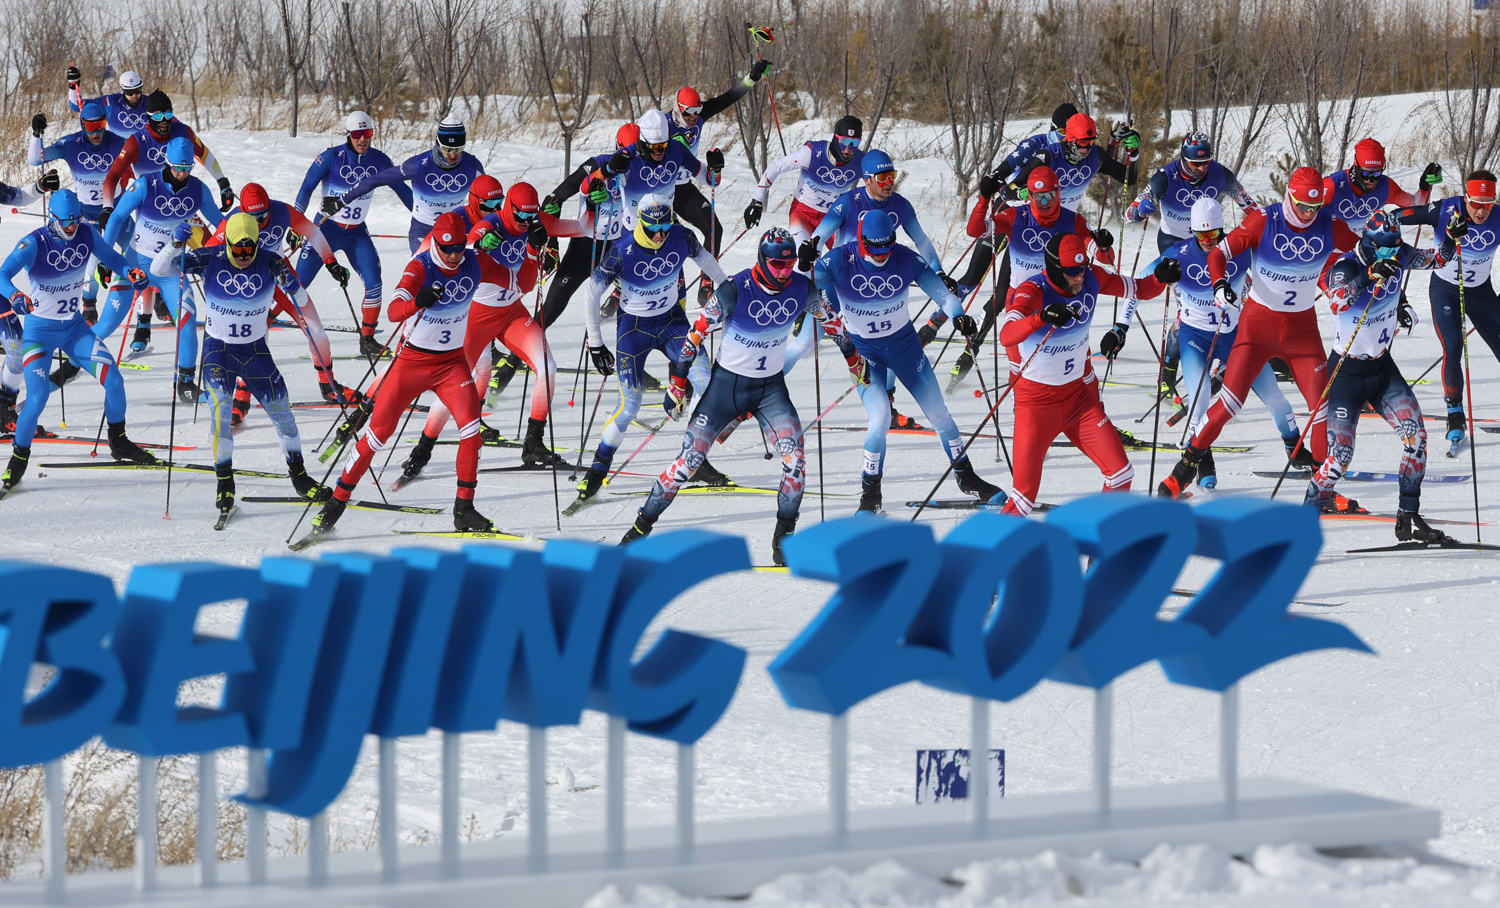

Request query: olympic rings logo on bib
[
  {"left": 75, "top": 152, "right": 112, "bottom": 171},
  {"left": 1335, "top": 196, "right": 1379, "bottom": 223},
  {"left": 1019, "top": 227, "right": 1052, "bottom": 251},
  {"left": 747, "top": 296, "right": 799, "bottom": 326},
  {"left": 441, "top": 276, "right": 475, "bottom": 302},
  {"left": 144, "top": 144, "right": 169, "bottom": 166},
  {"left": 215, "top": 270, "right": 264, "bottom": 298},
  {"left": 815, "top": 166, "right": 858, "bottom": 188},
  {"left": 119, "top": 111, "right": 147, "bottom": 131},
  {"left": 152, "top": 193, "right": 198, "bottom": 219},
  {"left": 1185, "top": 258, "right": 1237, "bottom": 286},
  {"left": 1271, "top": 233, "right": 1325, "bottom": 261},
  {"left": 1173, "top": 184, "right": 1219, "bottom": 204},
  {"left": 850, "top": 273, "right": 904, "bottom": 297},
  {"left": 1465, "top": 227, "right": 1497, "bottom": 250},
  {"left": 637, "top": 164, "right": 677, "bottom": 188},
  {"left": 260, "top": 224, "right": 288, "bottom": 251},
  {"left": 425, "top": 172, "right": 469, "bottom": 193},
  {"left": 45, "top": 245, "right": 91, "bottom": 271},
  {"left": 339, "top": 164, "right": 377, "bottom": 184},
  {"left": 1055, "top": 166, "right": 1093, "bottom": 188},
  {"left": 633, "top": 252, "right": 681, "bottom": 281}
]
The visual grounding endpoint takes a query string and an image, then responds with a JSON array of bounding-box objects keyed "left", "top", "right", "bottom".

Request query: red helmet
[
  {"left": 468, "top": 174, "right": 504, "bottom": 216},
  {"left": 239, "top": 183, "right": 271, "bottom": 217},
  {"left": 677, "top": 86, "right": 703, "bottom": 113},
  {"left": 1287, "top": 167, "right": 1325, "bottom": 206},
  {"left": 1026, "top": 166, "right": 1061, "bottom": 222},
  {"left": 1065, "top": 113, "right": 1097, "bottom": 144},
  {"left": 1353, "top": 138, "right": 1385, "bottom": 172},
  {"left": 501, "top": 182, "right": 540, "bottom": 234},
  {"left": 432, "top": 212, "right": 467, "bottom": 247},
  {"left": 616, "top": 122, "right": 640, "bottom": 149}
]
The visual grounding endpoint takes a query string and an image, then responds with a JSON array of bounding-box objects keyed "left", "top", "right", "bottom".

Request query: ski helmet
[
  {"left": 1181, "top": 131, "right": 1213, "bottom": 169},
  {"left": 1051, "top": 102, "right": 1079, "bottom": 133},
  {"left": 501, "top": 182, "right": 539, "bottom": 235},
  {"left": 432, "top": 212, "right": 467, "bottom": 255},
  {"left": 831, "top": 115, "right": 862, "bottom": 163},
  {"left": 1043, "top": 232, "right": 1090, "bottom": 293},
  {"left": 120, "top": 71, "right": 143, "bottom": 93},
  {"left": 437, "top": 114, "right": 466, "bottom": 148},
  {"left": 48, "top": 189, "right": 81, "bottom": 239},
  {"left": 861, "top": 149, "right": 895, "bottom": 180},
  {"left": 754, "top": 227, "right": 798, "bottom": 290},
  {"left": 635, "top": 192, "right": 674, "bottom": 249},
  {"left": 224, "top": 212, "right": 259, "bottom": 268},
  {"left": 1063, "top": 113, "right": 1097, "bottom": 165},
  {"left": 239, "top": 183, "right": 271, "bottom": 218},
  {"left": 1026, "top": 165, "right": 1061, "bottom": 222},
  {"left": 165, "top": 136, "right": 194, "bottom": 169},
  {"left": 1360, "top": 209, "right": 1403, "bottom": 261},
  {"left": 345, "top": 110, "right": 374, "bottom": 133},
  {"left": 637, "top": 109, "right": 671, "bottom": 147},
  {"left": 677, "top": 86, "right": 703, "bottom": 115},
  {"left": 857, "top": 209, "right": 896, "bottom": 269},
  {"left": 469, "top": 174, "right": 504, "bottom": 215},
  {"left": 616, "top": 122, "right": 640, "bottom": 150}
]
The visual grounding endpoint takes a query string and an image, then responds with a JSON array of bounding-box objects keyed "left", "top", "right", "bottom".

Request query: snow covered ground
[{"left": 7, "top": 101, "right": 1500, "bottom": 905}]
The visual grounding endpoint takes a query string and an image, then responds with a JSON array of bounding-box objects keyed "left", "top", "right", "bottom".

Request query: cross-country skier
[
  {"left": 101, "top": 90, "right": 232, "bottom": 214},
  {"left": 0, "top": 173, "right": 58, "bottom": 430},
  {"left": 1148, "top": 198, "right": 1302, "bottom": 488},
  {"left": 1323, "top": 138, "right": 1439, "bottom": 234},
  {"left": 98, "top": 136, "right": 223, "bottom": 399},
  {"left": 66, "top": 66, "right": 149, "bottom": 139},
  {"left": 152, "top": 214, "right": 331, "bottom": 519},
  {"left": 295, "top": 111, "right": 413, "bottom": 358},
  {"left": 307, "top": 212, "right": 522, "bottom": 540},
  {"left": 570, "top": 194, "right": 727, "bottom": 510},
  {"left": 620, "top": 228, "right": 868, "bottom": 564},
  {"left": 1305, "top": 209, "right": 1464, "bottom": 542},
  {"left": 1158, "top": 166, "right": 1360, "bottom": 501},
  {"left": 998, "top": 233, "right": 1177, "bottom": 515},
  {"left": 325, "top": 114, "right": 483, "bottom": 253},
  {"left": 0, "top": 189, "right": 156, "bottom": 493},
  {"left": 744, "top": 115, "right": 865, "bottom": 246},
  {"left": 814, "top": 208, "right": 1003, "bottom": 512},
  {"left": 1397, "top": 171, "right": 1500, "bottom": 453},
  {"left": 537, "top": 122, "right": 637, "bottom": 328},
  {"left": 400, "top": 181, "right": 563, "bottom": 482}
]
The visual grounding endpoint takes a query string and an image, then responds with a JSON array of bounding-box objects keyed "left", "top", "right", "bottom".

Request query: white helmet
[
  {"left": 345, "top": 110, "right": 374, "bottom": 133},
  {"left": 1190, "top": 197, "right": 1224, "bottom": 233},
  {"left": 637, "top": 108, "right": 670, "bottom": 145},
  {"left": 119, "top": 71, "right": 143, "bottom": 92}
]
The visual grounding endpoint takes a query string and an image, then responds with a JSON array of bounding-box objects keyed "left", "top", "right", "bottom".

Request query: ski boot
[
  {"left": 312, "top": 496, "right": 347, "bottom": 534},
  {"left": 216, "top": 473, "right": 236, "bottom": 512},
  {"left": 692, "top": 458, "right": 732, "bottom": 487},
  {"left": 82, "top": 298, "right": 97, "bottom": 325},
  {"left": 953, "top": 456, "right": 1003, "bottom": 502},
  {"left": 620, "top": 512, "right": 658, "bottom": 545},
  {"left": 771, "top": 516, "right": 797, "bottom": 567},
  {"left": 479, "top": 419, "right": 503, "bottom": 446},
  {"left": 0, "top": 388, "right": 18, "bottom": 434},
  {"left": 947, "top": 350, "right": 975, "bottom": 391},
  {"left": 489, "top": 353, "right": 522, "bottom": 398},
  {"left": 1156, "top": 448, "right": 1203, "bottom": 499},
  {"left": 857, "top": 474, "right": 882, "bottom": 514},
  {"left": 1196, "top": 450, "right": 1217, "bottom": 489},
  {"left": 452, "top": 496, "right": 494, "bottom": 532},
  {"left": 175, "top": 367, "right": 201, "bottom": 404},
  {"left": 1160, "top": 360, "right": 1179, "bottom": 400},
  {"left": 889, "top": 391, "right": 925, "bottom": 430},
  {"left": 400, "top": 433, "right": 437, "bottom": 483},
  {"left": 1283, "top": 436, "right": 1318, "bottom": 470},
  {"left": 576, "top": 466, "right": 608, "bottom": 501},
  {"left": 50, "top": 359, "right": 81, "bottom": 389},
  {"left": 230, "top": 394, "right": 251, "bottom": 428},
  {"left": 107, "top": 421, "right": 158, "bottom": 464},
  {"left": 1395, "top": 510, "right": 1456, "bottom": 544},
  {"left": 1116, "top": 427, "right": 1140, "bottom": 449},
  {"left": 320, "top": 380, "right": 360, "bottom": 405},
  {"left": 328, "top": 399, "right": 372, "bottom": 453},
  {"left": 129, "top": 318, "right": 151, "bottom": 354},
  {"left": 1269, "top": 357, "right": 1293, "bottom": 383},
  {"left": 154, "top": 298, "right": 174, "bottom": 326},
  {"left": 601, "top": 287, "right": 621, "bottom": 319},
  {"left": 1320, "top": 493, "right": 1366, "bottom": 515},
  {"left": 640, "top": 370, "right": 663, "bottom": 392},
  {"left": 1447, "top": 400, "right": 1466, "bottom": 453},
  {"left": 2, "top": 445, "right": 29, "bottom": 494},
  {"left": 289, "top": 459, "right": 330, "bottom": 501},
  {"left": 697, "top": 273, "right": 715, "bottom": 306},
  {"left": 359, "top": 334, "right": 383, "bottom": 359},
  {"left": 521, "top": 418, "right": 566, "bottom": 466}
]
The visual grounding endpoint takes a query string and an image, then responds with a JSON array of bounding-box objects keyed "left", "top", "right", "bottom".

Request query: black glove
[
  {"left": 413, "top": 283, "right": 443, "bottom": 310},
  {"left": 1038, "top": 302, "right": 1076, "bottom": 326},
  {"left": 217, "top": 177, "right": 234, "bottom": 213},
  {"left": 1368, "top": 258, "right": 1401, "bottom": 283},
  {"left": 37, "top": 170, "right": 59, "bottom": 193},
  {"left": 66, "top": 64, "right": 80, "bottom": 85},
  {"left": 321, "top": 194, "right": 345, "bottom": 216},
  {"left": 325, "top": 260, "right": 350, "bottom": 287},
  {"left": 30, "top": 114, "right": 46, "bottom": 138},
  {"left": 1212, "top": 278, "right": 1238, "bottom": 308},
  {"left": 952, "top": 313, "right": 978, "bottom": 338},
  {"left": 1421, "top": 162, "right": 1444, "bottom": 188},
  {"left": 1099, "top": 322, "right": 1128, "bottom": 360},
  {"left": 1093, "top": 227, "right": 1114, "bottom": 251},
  {"left": 526, "top": 218, "right": 548, "bottom": 252},
  {"left": 978, "top": 171, "right": 1002, "bottom": 199},
  {"left": 750, "top": 59, "right": 772, "bottom": 82},
  {"left": 1397, "top": 293, "right": 1416, "bottom": 330},
  {"left": 1447, "top": 209, "right": 1470, "bottom": 243},
  {"left": 939, "top": 273, "right": 961, "bottom": 297},
  {"left": 541, "top": 237, "right": 560, "bottom": 277},
  {"left": 1154, "top": 257, "right": 1182, "bottom": 283},
  {"left": 606, "top": 148, "right": 632, "bottom": 175},
  {"left": 705, "top": 148, "right": 724, "bottom": 171},
  {"left": 590, "top": 344, "right": 615, "bottom": 376},
  {"left": 541, "top": 193, "right": 562, "bottom": 215},
  {"left": 744, "top": 199, "right": 763, "bottom": 229},
  {"left": 98, "top": 207, "right": 112, "bottom": 231},
  {"left": 797, "top": 237, "right": 818, "bottom": 272}
]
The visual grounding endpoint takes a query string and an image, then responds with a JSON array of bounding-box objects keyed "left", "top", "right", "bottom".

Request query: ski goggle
[
  {"left": 1353, "top": 165, "right": 1383, "bottom": 186},
  {"left": 679, "top": 105, "right": 702, "bottom": 117},
  {"left": 1372, "top": 244, "right": 1400, "bottom": 260},
  {"left": 251, "top": 210, "right": 270, "bottom": 225},
  {"left": 764, "top": 256, "right": 795, "bottom": 278},
  {"left": 81, "top": 118, "right": 108, "bottom": 133},
  {"left": 479, "top": 196, "right": 503, "bottom": 212},
  {"left": 122, "top": 88, "right": 143, "bottom": 98},
  {"left": 1291, "top": 198, "right": 1323, "bottom": 215},
  {"left": 1194, "top": 228, "right": 1223, "bottom": 246},
  {"left": 439, "top": 144, "right": 465, "bottom": 157},
  {"left": 149, "top": 110, "right": 173, "bottom": 122},
  {"left": 1060, "top": 262, "right": 1088, "bottom": 278},
  {"left": 437, "top": 241, "right": 465, "bottom": 255},
  {"left": 642, "top": 221, "right": 671, "bottom": 240},
  {"left": 348, "top": 128, "right": 373, "bottom": 141},
  {"left": 640, "top": 139, "right": 669, "bottom": 156},
  {"left": 835, "top": 136, "right": 860, "bottom": 153},
  {"left": 1466, "top": 180, "right": 1496, "bottom": 207},
  {"left": 868, "top": 171, "right": 896, "bottom": 188},
  {"left": 860, "top": 239, "right": 892, "bottom": 265},
  {"left": 53, "top": 216, "right": 79, "bottom": 233},
  {"left": 511, "top": 208, "right": 538, "bottom": 223},
  {"left": 1031, "top": 189, "right": 1059, "bottom": 209},
  {"left": 1181, "top": 156, "right": 1210, "bottom": 177},
  {"left": 229, "top": 239, "right": 256, "bottom": 258},
  {"left": 1069, "top": 136, "right": 1096, "bottom": 150},
  {"left": 168, "top": 163, "right": 192, "bottom": 176}
]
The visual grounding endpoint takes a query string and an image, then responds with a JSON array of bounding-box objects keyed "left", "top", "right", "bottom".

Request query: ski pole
[
  {"left": 1457, "top": 240, "right": 1483, "bottom": 544},
  {"left": 805, "top": 381, "right": 857, "bottom": 430},
  {"left": 54, "top": 350, "right": 66, "bottom": 430},
  {"left": 746, "top": 24, "right": 787, "bottom": 156},
  {"left": 971, "top": 358, "right": 1014, "bottom": 474},
  {"left": 910, "top": 325, "right": 1057, "bottom": 522},
  {"left": 1177, "top": 328, "right": 1223, "bottom": 447},
  {"left": 93, "top": 287, "right": 137, "bottom": 457},
  {"left": 606, "top": 416, "right": 670, "bottom": 487},
  {"left": 813, "top": 311, "right": 825, "bottom": 522},
  {"left": 164, "top": 251, "right": 187, "bottom": 520},
  {"left": 1146, "top": 280, "right": 1178, "bottom": 490},
  {"left": 931, "top": 261, "right": 995, "bottom": 370},
  {"left": 310, "top": 319, "right": 405, "bottom": 454}
]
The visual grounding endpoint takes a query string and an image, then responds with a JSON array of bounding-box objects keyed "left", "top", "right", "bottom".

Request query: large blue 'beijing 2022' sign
[{"left": 0, "top": 496, "right": 1368, "bottom": 817}]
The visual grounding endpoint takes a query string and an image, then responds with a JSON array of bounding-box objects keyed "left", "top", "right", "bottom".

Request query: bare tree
[
  {"left": 409, "top": 0, "right": 486, "bottom": 122},
  {"left": 1273, "top": 0, "right": 1370, "bottom": 172},
  {"left": 528, "top": 1, "right": 599, "bottom": 176},
  {"left": 1431, "top": 45, "right": 1500, "bottom": 179},
  {"left": 331, "top": 0, "right": 412, "bottom": 123}
]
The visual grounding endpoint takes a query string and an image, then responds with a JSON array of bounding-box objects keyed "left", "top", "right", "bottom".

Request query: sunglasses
[
  {"left": 229, "top": 240, "right": 256, "bottom": 256},
  {"left": 251, "top": 210, "right": 270, "bottom": 224},
  {"left": 122, "top": 89, "right": 143, "bottom": 99},
  {"left": 835, "top": 136, "right": 860, "bottom": 151},
  {"left": 479, "top": 197, "right": 503, "bottom": 212},
  {"left": 1292, "top": 200, "right": 1323, "bottom": 214},
  {"left": 1468, "top": 196, "right": 1496, "bottom": 207},
  {"left": 643, "top": 223, "right": 671, "bottom": 238},
  {"left": 511, "top": 209, "right": 538, "bottom": 222},
  {"left": 1031, "top": 189, "right": 1059, "bottom": 208},
  {"left": 1182, "top": 157, "right": 1210, "bottom": 173},
  {"left": 348, "top": 129, "right": 373, "bottom": 140},
  {"left": 82, "top": 119, "right": 108, "bottom": 133},
  {"left": 54, "top": 217, "right": 79, "bottom": 231},
  {"left": 437, "top": 242, "right": 465, "bottom": 255},
  {"left": 641, "top": 140, "right": 669, "bottom": 156},
  {"left": 869, "top": 171, "right": 896, "bottom": 187},
  {"left": 149, "top": 110, "right": 173, "bottom": 122},
  {"left": 1060, "top": 264, "right": 1088, "bottom": 278},
  {"left": 1372, "top": 244, "right": 1400, "bottom": 260},
  {"left": 169, "top": 164, "right": 192, "bottom": 176},
  {"left": 680, "top": 105, "right": 702, "bottom": 117},
  {"left": 1072, "top": 137, "right": 1096, "bottom": 148},
  {"left": 765, "top": 256, "right": 796, "bottom": 273},
  {"left": 1194, "top": 228, "right": 1223, "bottom": 245}
]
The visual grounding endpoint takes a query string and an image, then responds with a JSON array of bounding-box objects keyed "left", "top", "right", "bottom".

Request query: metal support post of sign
[
  {"left": 44, "top": 758, "right": 63, "bottom": 904},
  {"left": 379, "top": 737, "right": 398, "bottom": 882},
  {"left": 1094, "top": 683, "right": 1113, "bottom": 816},
  {"left": 442, "top": 732, "right": 460, "bottom": 877},
  {"left": 970, "top": 698, "right": 989, "bottom": 831},
  {"left": 135, "top": 755, "right": 158, "bottom": 892},
  {"left": 606, "top": 717, "right": 626, "bottom": 865},
  {"left": 528, "top": 726, "right": 547, "bottom": 870},
  {"left": 246, "top": 749, "right": 267, "bottom": 884},
  {"left": 676, "top": 744, "right": 695, "bottom": 858},
  {"left": 309, "top": 812, "right": 328, "bottom": 886},
  {"left": 1221, "top": 683, "right": 1240, "bottom": 809},
  {"left": 197, "top": 750, "right": 217, "bottom": 887},
  {"left": 830, "top": 713, "right": 848, "bottom": 842}
]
